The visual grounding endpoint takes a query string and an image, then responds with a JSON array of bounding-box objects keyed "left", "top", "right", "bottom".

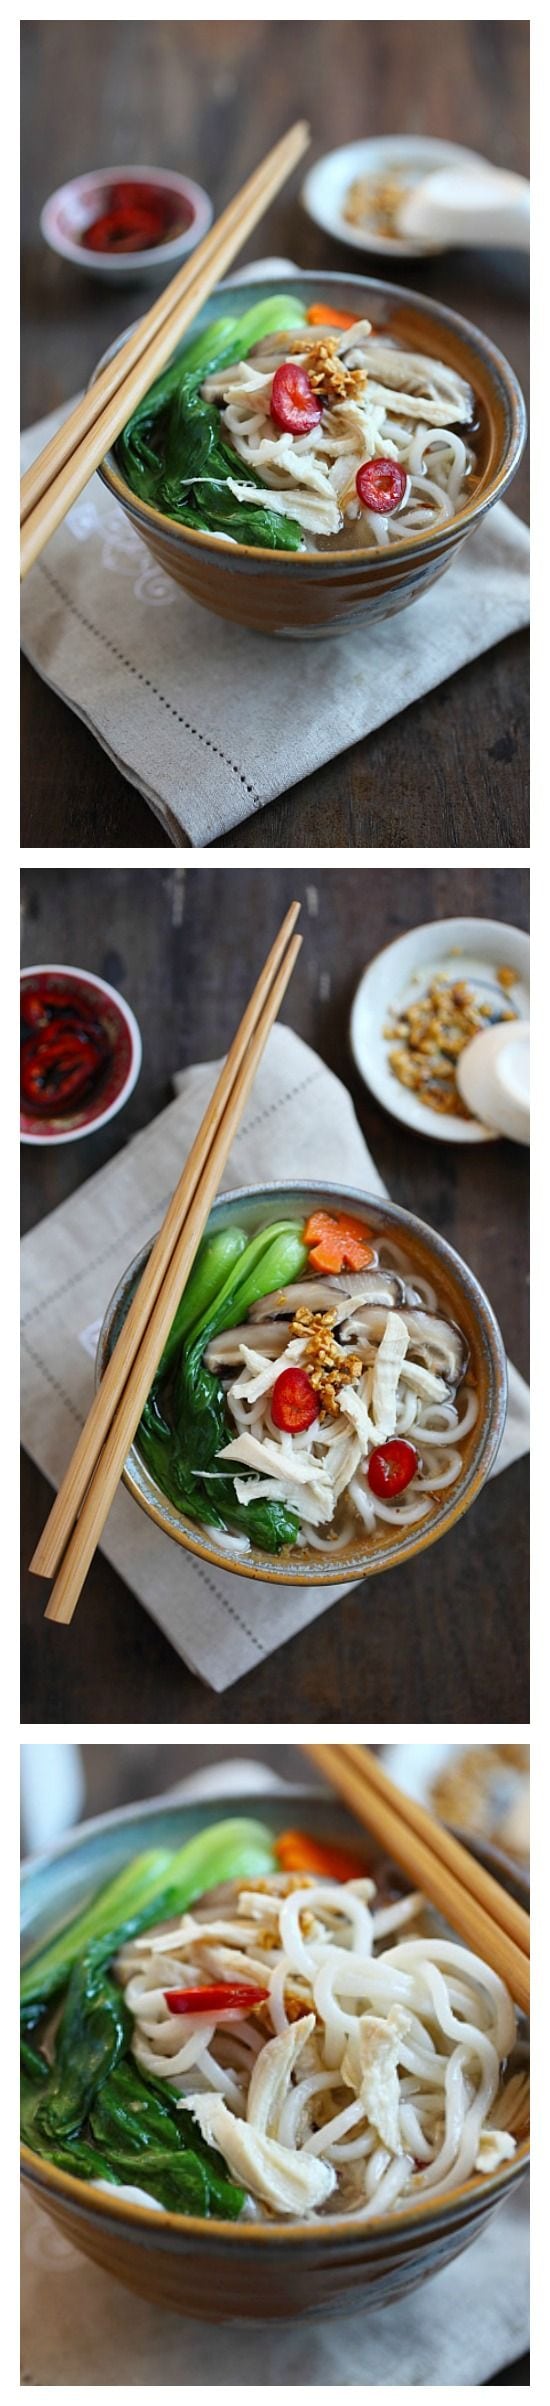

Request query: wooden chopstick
[
  {"left": 20, "top": 123, "right": 308, "bottom": 529},
  {"left": 20, "top": 120, "right": 310, "bottom": 578},
  {"left": 31, "top": 902, "right": 301, "bottom": 1585},
  {"left": 41, "top": 924, "right": 302, "bottom": 1627},
  {"left": 339, "top": 1744, "right": 530, "bottom": 1955},
  {"left": 305, "top": 1744, "right": 530, "bottom": 2014}
]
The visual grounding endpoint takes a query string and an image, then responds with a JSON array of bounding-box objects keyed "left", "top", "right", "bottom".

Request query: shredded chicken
[
  {"left": 185, "top": 2091, "right": 336, "bottom": 2215},
  {"left": 371, "top": 1312, "right": 410, "bottom": 1435},
  {"left": 201, "top": 319, "right": 475, "bottom": 548}
]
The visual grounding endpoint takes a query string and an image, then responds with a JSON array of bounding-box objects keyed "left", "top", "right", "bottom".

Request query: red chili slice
[
  {"left": 165, "top": 1983, "right": 269, "bottom": 2016},
  {"left": 20, "top": 991, "right": 49, "bottom": 1028},
  {"left": 271, "top": 1366, "right": 319, "bottom": 1432},
  {"left": 356, "top": 458, "right": 407, "bottom": 515},
  {"left": 367, "top": 1438, "right": 419, "bottom": 1498},
  {"left": 270, "top": 361, "right": 322, "bottom": 436}
]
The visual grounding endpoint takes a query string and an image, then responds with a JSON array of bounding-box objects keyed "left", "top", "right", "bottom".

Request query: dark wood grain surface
[
  {"left": 20, "top": 17, "right": 529, "bottom": 851},
  {"left": 21, "top": 863, "right": 529, "bottom": 1726}
]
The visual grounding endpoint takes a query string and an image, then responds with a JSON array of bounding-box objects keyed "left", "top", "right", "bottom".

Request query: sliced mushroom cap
[
  {"left": 335, "top": 1303, "right": 468, "bottom": 1388},
  {"left": 248, "top": 319, "right": 374, "bottom": 368},
  {"left": 248, "top": 1271, "right": 405, "bottom": 1325},
  {"left": 204, "top": 1322, "right": 287, "bottom": 1367},
  {"left": 399, "top": 1309, "right": 469, "bottom": 1386}
]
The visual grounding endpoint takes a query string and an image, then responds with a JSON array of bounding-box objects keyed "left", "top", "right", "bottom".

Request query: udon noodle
[
  {"left": 115, "top": 294, "right": 477, "bottom": 556},
  {"left": 136, "top": 1206, "right": 479, "bottom": 1558},
  {"left": 203, "top": 319, "right": 476, "bottom": 549},
  {"left": 118, "top": 1867, "right": 519, "bottom": 2221}
]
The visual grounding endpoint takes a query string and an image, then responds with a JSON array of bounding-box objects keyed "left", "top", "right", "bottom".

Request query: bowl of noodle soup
[
  {"left": 20, "top": 1786, "right": 529, "bottom": 2322},
  {"left": 96, "top": 270, "right": 526, "bottom": 637},
  {"left": 95, "top": 1180, "right": 507, "bottom": 1585}
]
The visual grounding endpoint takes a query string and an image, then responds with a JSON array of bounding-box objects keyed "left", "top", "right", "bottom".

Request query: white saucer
[
  {"left": 301, "top": 135, "right": 494, "bottom": 259},
  {"left": 349, "top": 917, "right": 530, "bottom": 1145}
]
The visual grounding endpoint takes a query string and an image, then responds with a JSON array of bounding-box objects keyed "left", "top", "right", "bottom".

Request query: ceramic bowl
[
  {"left": 349, "top": 916, "right": 530, "bottom": 1145},
  {"left": 96, "top": 269, "right": 526, "bottom": 637},
  {"left": 20, "top": 964, "right": 142, "bottom": 1145},
  {"left": 95, "top": 1178, "right": 507, "bottom": 1585},
  {"left": 40, "top": 164, "right": 213, "bottom": 284},
  {"left": 301, "top": 135, "right": 496, "bottom": 260},
  {"left": 20, "top": 1787, "right": 530, "bottom": 2323}
]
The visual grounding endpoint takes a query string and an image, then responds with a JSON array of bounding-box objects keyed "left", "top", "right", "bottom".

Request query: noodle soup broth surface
[{"left": 112, "top": 1191, "right": 498, "bottom": 1573}]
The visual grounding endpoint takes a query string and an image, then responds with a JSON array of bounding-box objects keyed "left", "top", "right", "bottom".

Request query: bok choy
[
  {"left": 137, "top": 1217, "right": 308, "bottom": 1550},
  {"left": 21, "top": 1818, "right": 276, "bottom": 2021},
  {"left": 115, "top": 295, "right": 307, "bottom": 551},
  {"left": 21, "top": 1819, "right": 276, "bottom": 2216}
]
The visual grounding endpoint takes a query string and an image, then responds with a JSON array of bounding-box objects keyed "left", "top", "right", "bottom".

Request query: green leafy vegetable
[
  {"left": 157, "top": 1225, "right": 247, "bottom": 1381},
  {"left": 115, "top": 295, "right": 307, "bottom": 551},
  {"left": 20, "top": 2031, "right": 119, "bottom": 2184},
  {"left": 90, "top": 2059, "right": 244, "bottom": 2217},
  {"left": 35, "top": 1946, "right": 132, "bottom": 2139},
  {"left": 21, "top": 1818, "right": 275, "bottom": 2022},
  {"left": 21, "top": 1820, "right": 276, "bottom": 2216},
  {"left": 20, "top": 2023, "right": 244, "bottom": 2215},
  {"left": 137, "top": 1217, "right": 309, "bottom": 1552}
]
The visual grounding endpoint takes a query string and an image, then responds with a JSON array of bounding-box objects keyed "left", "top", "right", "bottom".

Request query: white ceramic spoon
[
  {"left": 397, "top": 163, "right": 530, "bottom": 250},
  {"left": 456, "top": 1020, "right": 530, "bottom": 1144}
]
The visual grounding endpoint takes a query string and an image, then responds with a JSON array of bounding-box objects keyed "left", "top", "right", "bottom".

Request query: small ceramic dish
[
  {"left": 383, "top": 1742, "right": 529, "bottom": 1870},
  {"left": 20, "top": 1787, "right": 530, "bottom": 2323},
  {"left": 96, "top": 1177, "right": 507, "bottom": 1585},
  {"left": 301, "top": 135, "right": 500, "bottom": 259},
  {"left": 350, "top": 918, "right": 530, "bottom": 1145},
  {"left": 20, "top": 964, "right": 142, "bottom": 1146},
  {"left": 40, "top": 163, "right": 213, "bottom": 284},
  {"left": 95, "top": 268, "right": 526, "bottom": 638}
]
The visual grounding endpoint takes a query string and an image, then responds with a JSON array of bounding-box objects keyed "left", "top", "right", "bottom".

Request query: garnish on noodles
[
  {"left": 115, "top": 293, "right": 478, "bottom": 554},
  {"left": 133, "top": 1206, "right": 479, "bottom": 1558},
  {"left": 21, "top": 1823, "right": 524, "bottom": 2224}
]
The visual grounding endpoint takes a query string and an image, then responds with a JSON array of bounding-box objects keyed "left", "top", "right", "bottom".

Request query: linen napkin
[
  {"left": 20, "top": 263, "right": 530, "bottom": 845},
  {"left": 20, "top": 1027, "right": 530, "bottom": 1691},
  {"left": 20, "top": 1757, "right": 529, "bottom": 2387}
]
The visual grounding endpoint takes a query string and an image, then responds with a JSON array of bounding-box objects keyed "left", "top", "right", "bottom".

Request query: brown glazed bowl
[
  {"left": 20, "top": 1788, "right": 530, "bottom": 2323},
  {"left": 95, "top": 1180, "right": 507, "bottom": 1586},
  {"left": 96, "top": 270, "right": 526, "bottom": 637}
]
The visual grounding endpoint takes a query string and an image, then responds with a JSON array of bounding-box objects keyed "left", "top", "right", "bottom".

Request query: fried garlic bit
[
  {"left": 344, "top": 169, "right": 411, "bottom": 238},
  {"left": 303, "top": 338, "right": 367, "bottom": 403},
  {"left": 384, "top": 972, "right": 517, "bottom": 1119},
  {"left": 291, "top": 1307, "right": 362, "bottom": 1416}
]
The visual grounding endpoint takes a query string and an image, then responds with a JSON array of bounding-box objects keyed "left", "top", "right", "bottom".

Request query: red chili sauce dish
[
  {"left": 78, "top": 179, "right": 194, "bottom": 257},
  {"left": 20, "top": 972, "right": 135, "bottom": 1140}
]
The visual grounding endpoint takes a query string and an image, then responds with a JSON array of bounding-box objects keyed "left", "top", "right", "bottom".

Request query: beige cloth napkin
[
  {"left": 20, "top": 1760, "right": 529, "bottom": 2386},
  {"left": 20, "top": 1027, "right": 530, "bottom": 1691},
  {"left": 20, "top": 263, "right": 530, "bottom": 845}
]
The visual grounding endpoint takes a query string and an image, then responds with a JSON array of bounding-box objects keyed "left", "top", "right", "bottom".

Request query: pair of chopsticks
[
  {"left": 305, "top": 1744, "right": 530, "bottom": 2014},
  {"left": 20, "top": 119, "right": 310, "bottom": 579},
  {"left": 30, "top": 902, "right": 302, "bottom": 1627}
]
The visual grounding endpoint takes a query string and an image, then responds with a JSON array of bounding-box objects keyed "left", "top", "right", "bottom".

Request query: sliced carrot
[
  {"left": 310, "top": 1234, "right": 372, "bottom": 1272},
  {"left": 309, "top": 1235, "right": 347, "bottom": 1273},
  {"left": 306, "top": 305, "right": 358, "bottom": 330},
  {"left": 305, "top": 1210, "right": 374, "bottom": 1246},
  {"left": 304, "top": 1210, "right": 375, "bottom": 1273},
  {"left": 276, "top": 1829, "right": 370, "bottom": 1881}
]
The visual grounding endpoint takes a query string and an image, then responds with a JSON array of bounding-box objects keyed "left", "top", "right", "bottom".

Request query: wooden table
[
  {"left": 21, "top": 18, "right": 529, "bottom": 849},
  {"left": 21, "top": 863, "right": 529, "bottom": 1725}
]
